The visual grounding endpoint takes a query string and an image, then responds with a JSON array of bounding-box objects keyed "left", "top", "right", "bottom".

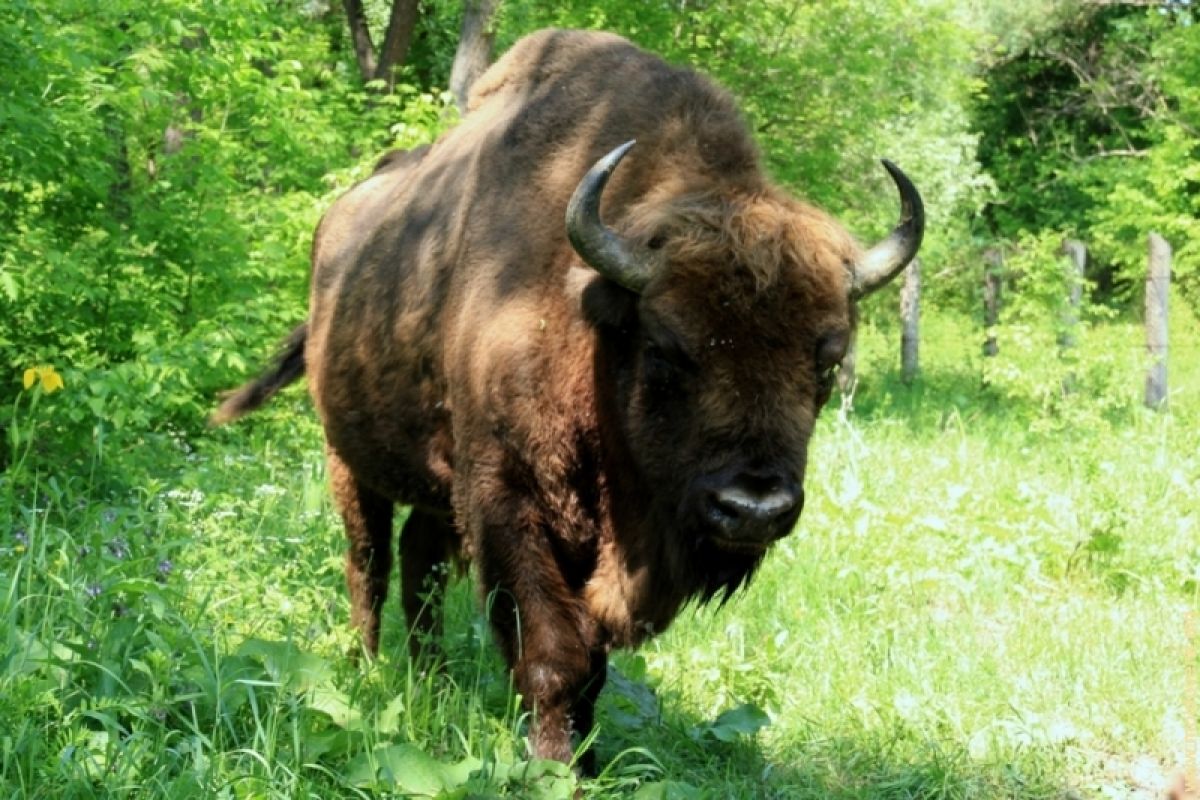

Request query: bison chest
[{"left": 581, "top": 537, "right": 689, "bottom": 649}]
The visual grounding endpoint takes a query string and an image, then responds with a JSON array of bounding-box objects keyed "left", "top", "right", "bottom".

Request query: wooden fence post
[
  {"left": 983, "top": 247, "right": 1002, "bottom": 357},
  {"left": 837, "top": 332, "right": 857, "bottom": 417},
  {"left": 1059, "top": 239, "right": 1086, "bottom": 350},
  {"left": 900, "top": 257, "right": 920, "bottom": 383},
  {"left": 1145, "top": 232, "right": 1171, "bottom": 410}
]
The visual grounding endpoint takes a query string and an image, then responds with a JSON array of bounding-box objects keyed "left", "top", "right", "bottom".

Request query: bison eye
[
  {"left": 647, "top": 234, "right": 667, "bottom": 250},
  {"left": 814, "top": 331, "right": 848, "bottom": 399},
  {"left": 815, "top": 331, "right": 848, "bottom": 372}
]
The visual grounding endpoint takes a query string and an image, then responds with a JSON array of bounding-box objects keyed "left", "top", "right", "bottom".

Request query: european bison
[{"left": 214, "top": 29, "right": 923, "bottom": 767}]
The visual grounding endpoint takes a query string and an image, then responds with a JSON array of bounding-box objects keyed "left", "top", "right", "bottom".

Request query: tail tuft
[{"left": 211, "top": 323, "right": 307, "bottom": 425}]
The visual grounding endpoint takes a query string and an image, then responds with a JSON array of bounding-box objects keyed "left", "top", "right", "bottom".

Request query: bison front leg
[
  {"left": 570, "top": 649, "right": 608, "bottom": 775},
  {"left": 328, "top": 450, "right": 393, "bottom": 657},
  {"left": 478, "top": 523, "right": 605, "bottom": 768}
]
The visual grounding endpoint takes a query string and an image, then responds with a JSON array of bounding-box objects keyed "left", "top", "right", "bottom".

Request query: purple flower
[
  {"left": 85, "top": 583, "right": 103, "bottom": 600},
  {"left": 13, "top": 529, "right": 28, "bottom": 547},
  {"left": 106, "top": 538, "right": 130, "bottom": 559}
]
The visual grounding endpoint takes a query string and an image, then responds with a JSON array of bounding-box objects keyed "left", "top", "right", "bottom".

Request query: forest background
[{"left": 2, "top": 1, "right": 1199, "bottom": 797}]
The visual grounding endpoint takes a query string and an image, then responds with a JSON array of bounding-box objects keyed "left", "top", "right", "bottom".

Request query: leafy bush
[{"left": 0, "top": 0, "right": 456, "bottom": 465}]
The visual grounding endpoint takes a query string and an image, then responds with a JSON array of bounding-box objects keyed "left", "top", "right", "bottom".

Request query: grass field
[{"left": 2, "top": 308, "right": 1198, "bottom": 798}]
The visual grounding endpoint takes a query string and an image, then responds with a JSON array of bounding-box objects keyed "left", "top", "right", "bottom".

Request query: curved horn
[
  {"left": 851, "top": 159, "right": 925, "bottom": 300},
  {"left": 565, "top": 140, "right": 651, "bottom": 293}
]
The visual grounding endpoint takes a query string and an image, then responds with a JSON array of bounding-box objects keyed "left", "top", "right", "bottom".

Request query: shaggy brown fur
[
  {"left": 1169, "top": 772, "right": 1198, "bottom": 800},
  {"left": 215, "top": 29, "right": 897, "bottom": 769}
]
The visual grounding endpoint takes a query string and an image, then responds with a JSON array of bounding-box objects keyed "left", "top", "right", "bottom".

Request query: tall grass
[{"left": 2, "top": 309, "right": 1197, "bottom": 798}]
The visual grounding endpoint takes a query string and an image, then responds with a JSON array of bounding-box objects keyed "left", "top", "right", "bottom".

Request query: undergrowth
[{"left": 2, "top": 310, "right": 1198, "bottom": 798}]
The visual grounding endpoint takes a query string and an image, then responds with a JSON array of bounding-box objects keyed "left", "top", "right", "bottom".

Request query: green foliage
[
  {"left": 0, "top": 0, "right": 456, "bottom": 458},
  {"left": 972, "top": 2, "right": 1199, "bottom": 308}
]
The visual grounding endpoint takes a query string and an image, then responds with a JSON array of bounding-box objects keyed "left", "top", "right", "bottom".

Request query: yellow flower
[{"left": 22, "top": 365, "right": 64, "bottom": 394}]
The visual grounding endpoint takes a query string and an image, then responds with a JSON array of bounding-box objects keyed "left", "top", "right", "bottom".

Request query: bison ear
[{"left": 581, "top": 275, "right": 638, "bottom": 331}]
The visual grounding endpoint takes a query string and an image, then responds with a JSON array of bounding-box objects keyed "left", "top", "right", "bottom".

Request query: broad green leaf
[
  {"left": 690, "top": 702, "right": 771, "bottom": 743},
  {"left": 633, "top": 780, "right": 706, "bottom": 800},
  {"left": 236, "top": 638, "right": 333, "bottom": 693},
  {"left": 345, "top": 744, "right": 481, "bottom": 795},
  {"left": 504, "top": 759, "right": 576, "bottom": 800}
]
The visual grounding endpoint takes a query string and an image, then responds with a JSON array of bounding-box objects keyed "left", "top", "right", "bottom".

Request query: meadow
[
  {"left": 3, "top": 0, "right": 1198, "bottom": 795},
  {"left": 3, "top": 304, "right": 1197, "bottom": 799}
]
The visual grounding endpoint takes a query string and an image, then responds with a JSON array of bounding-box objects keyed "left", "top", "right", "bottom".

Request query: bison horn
[
  {"left": 566, "top": 140, "right": 652, "bottom": 293},
  {"left": 851, "top": 159, "right": 925, "bottom": 300}
]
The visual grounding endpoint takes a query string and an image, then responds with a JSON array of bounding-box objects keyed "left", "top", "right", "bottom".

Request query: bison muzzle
[{"left": 214, "top": 28, "right": 923, "bottom": 769}]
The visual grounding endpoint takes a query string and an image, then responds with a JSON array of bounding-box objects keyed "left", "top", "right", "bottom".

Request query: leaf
[
  {"left": 308, "top": 685, "right": 361, "bottom": 730},
  {"left": 236, "top": 638, "right": 333, "bottom": 693},
  {"left": 690, "top": 702, "right": 771, "bottom": 743},
  {"left": 236, "top": 639, "right": 359, "bottom": 727},
  {"left": 345, "top": 744, "right": 481, "bottom": 795},
  {"left": 183, "top": 655, "right": 261, "bottom": 720},
  {"left": 605, "top": 663, "right": 659, "bottom": 730},
  {"left": 377, "top": 692, "right": 405, "bottom": 735},
  {"left": 504, "top": 759, "right": 576, "bottom": 800},
  {"left": 633, "top": 780, "right": 705, "bottom": 800},
  {"left": 301, "top": 729, "right": 353, "bottom": 760}
]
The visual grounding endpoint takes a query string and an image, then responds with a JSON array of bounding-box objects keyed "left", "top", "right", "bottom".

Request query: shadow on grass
[
  {"left": 405, "top": 585, "right": 1080, "bottom": 799},
  {"left": 584, "top": 672, "right": 1077, "bottom": 799}
]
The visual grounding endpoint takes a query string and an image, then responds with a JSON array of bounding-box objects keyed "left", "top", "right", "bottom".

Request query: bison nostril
[
  {"left": 708, "top": 482, "right": 800, "bottom": 529},
  {"left": 706, "top": 494, "right": 742, "bottom": 526}
]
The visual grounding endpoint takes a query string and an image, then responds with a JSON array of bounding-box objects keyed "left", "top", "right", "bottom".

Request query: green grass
[{"left": 2, "top": 308, "right": 1198, "bottom": 798}]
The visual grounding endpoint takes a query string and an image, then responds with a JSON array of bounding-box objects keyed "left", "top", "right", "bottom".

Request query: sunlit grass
[{"left": 2, "top": 310, "right": 1198, "bottom": 797}]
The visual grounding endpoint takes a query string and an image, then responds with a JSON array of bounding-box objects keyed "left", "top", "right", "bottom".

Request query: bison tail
[{"left": 210, "top": 322, "right": 307, "bottom": 425}]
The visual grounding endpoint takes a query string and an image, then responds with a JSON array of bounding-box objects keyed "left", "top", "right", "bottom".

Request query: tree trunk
[
  {"left": 374, "top": 0, "right": 421, "bottom": 90},
  {"left": 343, "top": 0, "right": 378, "bottom": 81},
  {"left": 1144, "top": 232, "right": 1171, "bottom": 410},
  {"left": 449, "top": 0, "right": 501, "bottom": 112},
  {"left": 900, "top": 258, "right": 920, "bottom": 384}
]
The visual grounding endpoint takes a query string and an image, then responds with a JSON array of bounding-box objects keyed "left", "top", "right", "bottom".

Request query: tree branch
[{"left": 1079, "top": 147, "right": 1149, "bottom": 160}]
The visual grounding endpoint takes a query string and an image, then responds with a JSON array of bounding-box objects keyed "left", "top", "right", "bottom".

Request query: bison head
[{"left": 570, "top": 142, "right": 923, "bottom": 596}]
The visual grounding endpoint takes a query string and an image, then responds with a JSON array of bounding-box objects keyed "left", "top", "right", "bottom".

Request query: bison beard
[{"left": 214, "top": 29, "right": 923, "bottom": 770}]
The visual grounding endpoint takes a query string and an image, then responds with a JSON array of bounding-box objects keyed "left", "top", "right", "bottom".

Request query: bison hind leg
[
  {"left": 329, "top": 451, "right": 394, "bottom": 658},
  {"left": 399, "top": 508, "right": 455, "bottom": 663}
]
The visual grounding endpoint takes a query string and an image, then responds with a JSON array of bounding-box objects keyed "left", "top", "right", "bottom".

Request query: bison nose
[{"left": 705, "top": 475, "right": 803, "bottom": 542}]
